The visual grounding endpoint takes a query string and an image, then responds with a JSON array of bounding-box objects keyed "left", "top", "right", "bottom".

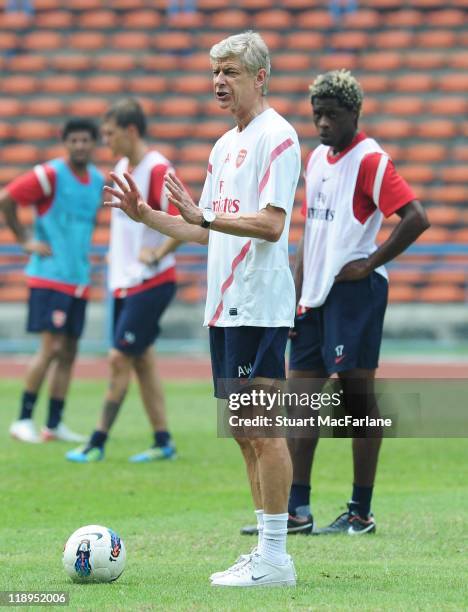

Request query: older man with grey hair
[{"left": 104, "top": 31, "right": 301, "bottom": 587}]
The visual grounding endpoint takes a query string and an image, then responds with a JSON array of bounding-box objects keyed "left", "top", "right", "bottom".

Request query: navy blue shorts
[
  {"left": 27, "top": 288, "right": 87, "bottom": 338},
  {"left": 113, "top": 281, "right": 176, "bottom": 356},
  {"left": 209, "top": 326, "right": 289, "bottom": 399},
  {"left": 290, "top": 272, "right": 388, "bottom": 375}
]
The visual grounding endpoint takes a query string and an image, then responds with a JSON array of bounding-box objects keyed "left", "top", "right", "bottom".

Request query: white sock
[
  {"left": 262, "top": 512, "right": 288, "bottom": 565},
  {"left": 255, "top": 509, "right": 264, "bottom": 553}
]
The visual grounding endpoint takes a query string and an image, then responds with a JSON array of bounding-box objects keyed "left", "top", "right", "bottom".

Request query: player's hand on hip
[
  {"left": 335, "top": 258, "right": 372, "bottom": 282},
  {"left": 22, "top": 239, "right": 52, "bottom": 257},
  {"left": 164, "top": 172, "right": 203, "bottom": 226},
  {"left": 139, "top": 246, "right": 159, "bottom": 265},
  {"left": 103, "top": 172, "right": 151, "bottom": 223}
]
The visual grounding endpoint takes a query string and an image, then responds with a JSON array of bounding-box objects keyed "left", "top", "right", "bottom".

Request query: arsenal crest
[
  {"left": 236, "top": 149, "right": 247, "bottom": 168},
  {"left": 52, "top": 309, "right": 66, "bottom": 328}
]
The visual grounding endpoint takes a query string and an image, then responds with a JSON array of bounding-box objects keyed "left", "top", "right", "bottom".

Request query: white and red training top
[
  {"left": 199, "top": 108, "right": 301, "bottom": 327},
  {"left": 299, "top": 132, "right": 416, "bottom": 309},
  {"left": 109, "top": 150, "right": 178, "bottom": 296}
]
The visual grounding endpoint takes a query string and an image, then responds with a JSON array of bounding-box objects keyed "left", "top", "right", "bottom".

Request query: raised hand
[
  {"left": 22, "top": 239, "right": 52, "bottom": 257},
  {"left": 164, "top": 173, "right": 203, "bottom": 226},
  {"left": 103, "top": 172, "right": 152, "bottom": 222}
]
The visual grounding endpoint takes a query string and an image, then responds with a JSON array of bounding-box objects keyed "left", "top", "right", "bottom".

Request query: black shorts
[
  {"left": 112, "top": 281, "right": 176, "bottom": 356},
  {"left": 290, "top": 272, "right": 388, "bottom": 375},
  {"left": 27, "top": 288, "right": 87, "bottom": 339},
  {"left": 209, "top": 326, "right": 289, "bottom": 399}
]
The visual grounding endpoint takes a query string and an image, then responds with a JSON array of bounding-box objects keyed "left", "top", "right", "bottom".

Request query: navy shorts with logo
[
  {"left": 209, "top": 326, "right": 289, "bottom": 399},
  {"left": 27, "top": 287, "right": 87, "bottom": 338},
  {"left": 290, "top": 272, "right": 388, "bottom": 374},
  {"left": 113, "top": 281, "right": 176, "bottom": 356}
]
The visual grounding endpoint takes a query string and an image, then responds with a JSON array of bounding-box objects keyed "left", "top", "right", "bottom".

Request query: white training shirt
[
  {"left": 108, "top": 151, "right": 175, "bottom": 292},
  {"left": 300, "top": 132, "right": 416, "bottom": 308},
  {"left": 199, "top": 108, "right": 301, "bottom": 327}
]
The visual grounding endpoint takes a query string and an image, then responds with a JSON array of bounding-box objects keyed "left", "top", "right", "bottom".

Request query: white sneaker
[
  {"left": 210, "top": 547, "right": 257, "bottom": 582},
  {"left": 211, "top": 553, "right": 296, "bottom": 587},
  {"left": 41, "top": 423, "right": 87, "bottom": 443},
  {"left": 9, "top": 419, "right": 41, "bottom": 443}
]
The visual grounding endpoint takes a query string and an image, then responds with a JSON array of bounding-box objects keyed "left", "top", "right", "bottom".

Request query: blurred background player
[
  {"left": 0, "top": 118, "right": 103, "bottom": 443},
  {"left": 287, "top": 70, "right": 430, "bottom": 535},
  {"left": 66, "top": 98, "right": 180, "bottom": 464}
]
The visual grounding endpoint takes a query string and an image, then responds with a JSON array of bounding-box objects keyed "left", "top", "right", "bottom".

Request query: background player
[
  {"left": 67, "top": 99, "right": 180, "bottom": 463},
  {"left": 103, "top": 32, "right": 301, "bottom": 587},
  {"left": 0, "top": 118, "right": 103, "bottom": 443},
  {"left": 289, "top": 70, "right": 430, "bottom": 534}
]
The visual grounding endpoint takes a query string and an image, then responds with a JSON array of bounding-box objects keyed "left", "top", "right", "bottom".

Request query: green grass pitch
[{"left": 1, "top": 378, "right": 467, "bottom": 611}]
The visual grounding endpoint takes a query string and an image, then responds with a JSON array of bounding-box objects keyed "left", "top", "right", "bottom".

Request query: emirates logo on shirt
[{"left": 236, "top": 149, "right": 247, "bottom": 168}]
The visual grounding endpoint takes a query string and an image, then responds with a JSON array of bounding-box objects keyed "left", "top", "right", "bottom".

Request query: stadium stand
[{"left": 0, "top": 0, "right": 467, "bottom": 307}]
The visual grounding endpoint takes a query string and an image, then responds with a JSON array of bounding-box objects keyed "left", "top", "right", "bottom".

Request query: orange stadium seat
[
  {"left": 394, "top": 73, "right": 434, "bottom": 93},
  {"left": 179, "top": 144, "right": 214, "bottom": 164},
  {"left": 23, "top": 31, "right": 63, "bottom": 50},
  {"left": 381, "top": 143, "right": 402, "bottom": 161},
  {"left": 440, "top": 166, "right": 468, "bottom": 183},
  {"left": 385, "top": 9, "right": 423, "bottom": 27},
  {"left": 109, "top": 31, "right": 150, "bottom": 50},
  {"left": 356, "top": 75, "right": 389, "bottom": 93},
  {"left": 136, "top": 97, "right": 158, "bottom": 115},
  {"left": 198, "top": 0, "right": 226, "bottom": 8},
  {"left": 51, "top": 54, "right": 93, "bottom": 72},
  {"left": 0, "top": 145, "right": 39, "bottom": 165},
  {"left": 125, "top": 10, "right": 162, "bottom": 29},
  {"left": 149, "top": 122, "right": 194, "bottom": 141},
  {"left": 452, "top": 146, "right": 468, "bottom": 162},
  {"left": 295, "top": 10, "right": 334, "bottom": 29},
  {"left": 268, "top": 76, "right": 309, "bottom": 94},
  {"left": 388, "top": 270, "right": 425, "bottom": 284},
  {"left": 209, "top": 9, "right": 250, "bottom": 30},
  {"left": 405, "top": 144, "right": 447, "bottom": 163},
  {"left": 33, "top": 0, "right": 62, "bottom": 8},
  {"left": 427, "top": 97, "right": 466, "bottom": 115},
  {"left": 67, "top": 98, "right": 109, "bottom": 117},
  {"left": 128, "top": 76, "right": 167, "bottom": 94},
  {"left": 359, "top": 52, "right": 402, "bottom": 71},
  {"left": 0, "top": 56, "right": 4, "bottom": 72},
  {"left": 0, "top": 166, "right": 24, "bottom": 184},
  {"left": 361, "top": 97, "right": 380, "bottom": 116},
  {"left": 196, "top": 32, "right": 230, "bottom": 50},
  {"left": 203, "top": 99, "right": 230, "bottom": 117},
  {"left": 177, "top": 164, "right": 206, "bottom": 185},
  {"left": 267, "top": 96, "right": 293, "bottom": 116},
  {"left": 193, "top": 121, "right": 232, "bottom": 140},
  {"left": 35, "top": 10, "right": 74, "bottom": 28},
  {"left": 284, "top": 32, "right": 324, "bottom": 50},
  {"left": 405, "top": 52, "right": 446, "bottom": 70},
  {"left": 416, "top": 30, "right": 456, "bottom": 48},
  {"left": 375, "top": 30, "right": 413, "bottom": 49},
  {"left": 388, "top": 285, "right": 418, "bottom": 303},
  {"left": 14, "top": 121, "right": 56, "bottom": 142},
  {"left": 419, "top": 285, "right": 464, "bottom": 303},
  {"left": 0, "top": 122, "right": 12, "bottom": 139},
  {"left": 68, "top": 0, "right": 104, "bottom": 8},
  {"left": 428, "top": 270, "right": 466, "bottom": 285},
  {"left": 438, "top": 73, "right": 468, "bottom": 92},
  {"left": 259, "top": 32, "right": 283, "bottom": 51},
  {"left": 425, "top": 9, "right": 466, "bottom": 26},
  {"left": 0, "top": 98, "right": 23, "bottom": 117},
  {"left": 293, "top": 121, "right": 317, "bottom": 140},
  {"left": 152, "top": 32, "right": 194, "bottom": 52},
  {"left": 416, "top": 120, "right": 458, "bottom": 139},
  {"left": 93, "top": 148, "right": 114, "bottom": 164},
  {"left": 67, "top": 32, "right": 107, "bottom": 50},
  {"left": 172, "top": 76, "right": 212, "bottom": 95},
  {"left": 370, "top": 120, "right": 413, "bottom": 140},
  {"left": 254, "top": 10, "right": 293, "bottom": 29},
  {"left": 343, "top": 9, "right": 381, "bottom": 28},
  {"left": 451, "top": 228, "right": 468, "bottom": 244},
  {"left": 83, "top": 75, "right": 125, "bottom": 94},
  {"left": 8, "top": 54, "right": 47, "bottom": 72},
  {"left": 0, "top": 10, "right": 31, "bottom": 29},
  {"left": 0, "top": 33, "right": 18, "bottom": 51},
  {"left": 158, "top": 99, "right": 199, "bottom": 117},
  {"left": 427, "top": 186, "right": 467, "bottom": 204},
  {"left": 399, "top": 165, "right": 435, "bottom": 183},
  {"left": 141, "top": 54, "right": 179, "bottom": 72},
  {"left": 95, "top": 54, "right": 137, "bottom": 72},
  {"left": 1, "top": 75, "right": 37, "bottom": 95},
  {"left": 239, "top": 0, "right": 273, "bottom": 9},
  {"left": 273, "top": 53, "right": 312, "bottom": 72},
  {"left": 448, "top": 52, "right": 468, "bottom": 70},
  {"left": 283, "top": 0, "right": 323, "bottom": 7},
  {"left": 382, "top": 97, "right": 425, "bottom": 116},
  {"left": 42, "top": 75, "right": 80, "bottom": 94},
  {"left": 166, "top": 11, "right": 204, "bottom": 29},
  {"left": 330, "top": 31, "right": 369, "bottom": 51},
  {"left": 77, "top": 10, "right": 118, "bottom": 29},
  {"left": 319, "top": 53, "right": 357, "bottom": 71},
  {"left": 113, "top": 0, "right": 148, "bottom": 8},
  {"left": 427, "top": 205, "right": 460, "bottom": 226},
  {"left": 180, "top": 52, "right": 211, "bottom": 72},
  {"left": 42, "top": 144, "right": 65, "bottom": 159}
]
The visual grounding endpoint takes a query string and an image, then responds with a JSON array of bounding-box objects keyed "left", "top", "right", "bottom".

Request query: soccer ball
[{"left": 63, "top": 524, "right": 126, "bottom": 583}]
